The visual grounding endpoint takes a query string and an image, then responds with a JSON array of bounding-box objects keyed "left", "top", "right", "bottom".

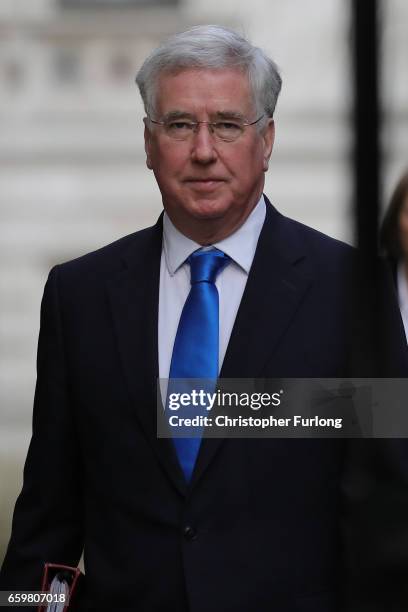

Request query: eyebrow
[
  {"left": 161, "top": 111, "right": 196, "bottom": 121},
  {"left": 215, "top": 111, "right": 247, "bottom": 121},
  {"left": 161, "top": 110, "right": 247, "bottom": 122}
]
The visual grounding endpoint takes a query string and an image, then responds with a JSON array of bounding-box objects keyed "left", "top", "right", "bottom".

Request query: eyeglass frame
[{"left": 146, "top": 113, "right": 266, "bottom": 142}]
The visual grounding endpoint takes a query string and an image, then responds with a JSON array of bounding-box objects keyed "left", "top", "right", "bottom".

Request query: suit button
[{"left": 183, "top": 526, "right": 197, "bottom": 541}]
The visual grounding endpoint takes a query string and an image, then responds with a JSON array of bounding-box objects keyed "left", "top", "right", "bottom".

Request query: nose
[{"left": 190, "top": 123, "right": 217, "bottom": 165}]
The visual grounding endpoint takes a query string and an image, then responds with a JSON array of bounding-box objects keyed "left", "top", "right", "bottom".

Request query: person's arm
[
  {"left": 341, "top": 261, "right": 408, "bottom": 611},
  {"left": 342, "top": 437, "right": 408, "bottom": 611},
  {"left": 0, "top": 266, "right": 84, "bottom": 596}
]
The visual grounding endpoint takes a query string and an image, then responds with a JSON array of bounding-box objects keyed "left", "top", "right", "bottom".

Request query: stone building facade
[{"left": 0, "top": 0, "right": 406, "bottom": 560}]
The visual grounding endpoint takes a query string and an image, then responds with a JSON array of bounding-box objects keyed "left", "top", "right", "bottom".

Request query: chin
[{"left": 187, "top": 197, "right": 231, "bottom": 220}]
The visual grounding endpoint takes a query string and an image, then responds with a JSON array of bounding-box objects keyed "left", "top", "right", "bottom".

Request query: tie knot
[{"left": 189, "top": 249, "right": 230, "bottom": 285}]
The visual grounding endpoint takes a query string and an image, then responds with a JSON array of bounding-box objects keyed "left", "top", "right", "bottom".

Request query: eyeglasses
[{"left": 147, "top": 114, "right": 265, "bottom": 142}]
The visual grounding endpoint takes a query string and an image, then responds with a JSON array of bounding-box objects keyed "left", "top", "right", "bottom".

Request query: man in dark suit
[{"left": 1, "top": 25, "right": 408, "bottom": 612}]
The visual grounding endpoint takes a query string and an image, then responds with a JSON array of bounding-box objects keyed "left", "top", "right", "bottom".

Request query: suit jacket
[{"left": 1, "top": 198, "right": 408, "bottom": 611}]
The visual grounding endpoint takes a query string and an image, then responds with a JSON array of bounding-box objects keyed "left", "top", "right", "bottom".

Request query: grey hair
[{"left": 135, "top": 25, "right": 282, "bottom": 125}]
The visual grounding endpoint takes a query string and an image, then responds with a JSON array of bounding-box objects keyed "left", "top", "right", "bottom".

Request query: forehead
[{"left": 154, "top": 67, "right": 255, "bottom": 117}]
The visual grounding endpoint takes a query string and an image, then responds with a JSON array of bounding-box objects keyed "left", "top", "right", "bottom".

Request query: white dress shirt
[
  {"left": 397, "top": 261, "right": 408, "bottom": 342},
  {"left": 158, "top": 195, "right": 266, "bottom": 382}
]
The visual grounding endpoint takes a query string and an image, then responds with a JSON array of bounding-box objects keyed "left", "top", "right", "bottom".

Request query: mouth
[{"left": 184, "top": 178, "right": 225, "bottom": 191}]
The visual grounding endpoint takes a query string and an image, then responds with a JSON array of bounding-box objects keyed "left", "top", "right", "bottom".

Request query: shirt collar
[
  {"left": 397, "top": 261, "right": 408, "bottom": 314},
  {"left": 162, "top": 195, "right": 266, "bottom": 276}
]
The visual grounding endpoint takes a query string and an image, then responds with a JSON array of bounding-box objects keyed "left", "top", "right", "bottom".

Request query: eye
[
  {"left": 214, "top": 121, "right": 243, "bottom": 141},
  {"left": 168, "top": 121, "right": 193, "bottom": 130},
  {"left": 217, "top": 121, "right": 241, "bottom": 130}
]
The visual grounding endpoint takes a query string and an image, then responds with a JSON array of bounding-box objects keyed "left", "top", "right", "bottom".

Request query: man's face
[
  {"left": 144, "top": 68, "right": 275, "bottom": 242},
  {"left": 399, "top": 195, "right": 408, "bottom": 256}
]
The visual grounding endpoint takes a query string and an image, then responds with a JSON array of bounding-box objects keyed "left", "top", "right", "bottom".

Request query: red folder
[{"left": 38, "top": 563, "right": 83, "bottom": 612}]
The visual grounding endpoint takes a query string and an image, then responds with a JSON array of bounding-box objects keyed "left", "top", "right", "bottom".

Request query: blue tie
[{"left": 168, "top": 248, "right": 230, "bottom": 481}]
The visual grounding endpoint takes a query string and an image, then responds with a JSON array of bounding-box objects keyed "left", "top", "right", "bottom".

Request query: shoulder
[
  {"left": 264, "top": 198, "right": 354, "bottom": 270},
  {"left": 278, "top": 217, "right": 355, "bottom": 295},
  {"left": 285, "top": 215, "right": 353, "bottom": 259},
  {"left": 49, "top": 219, "right": 162, "bottom": 286}
]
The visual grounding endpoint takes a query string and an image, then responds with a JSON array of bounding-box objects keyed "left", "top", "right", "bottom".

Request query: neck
[
  {"left": 167, "top": 188, "right": 263, "bottom": 245},
  {"left": 183, "top": 214, "right": 253, "bottom": 245},
  {"left": 403, "top": 258, "right": 408, "bottom": 285}
]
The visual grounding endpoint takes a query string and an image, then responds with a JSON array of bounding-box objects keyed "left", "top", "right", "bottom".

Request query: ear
[
  {"left": 143, "top": 117, "right": 153, "bottom": 170},
  {"left": 262, "top": 119, "right": 275, "bottom": 172}
]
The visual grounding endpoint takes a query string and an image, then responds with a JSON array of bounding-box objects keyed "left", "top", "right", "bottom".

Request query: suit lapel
[
  {"left": 221, "top": 198, "right": 313, "bottom": 377},
  {"left": 106, "top": 217, "right": 187, "bottom": 497},
  {"left": 192, "top": 198, "right": 313, "bottom": 487},
  {"left": 106, "top": 200, "right": 314, "bottom": 494}
]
